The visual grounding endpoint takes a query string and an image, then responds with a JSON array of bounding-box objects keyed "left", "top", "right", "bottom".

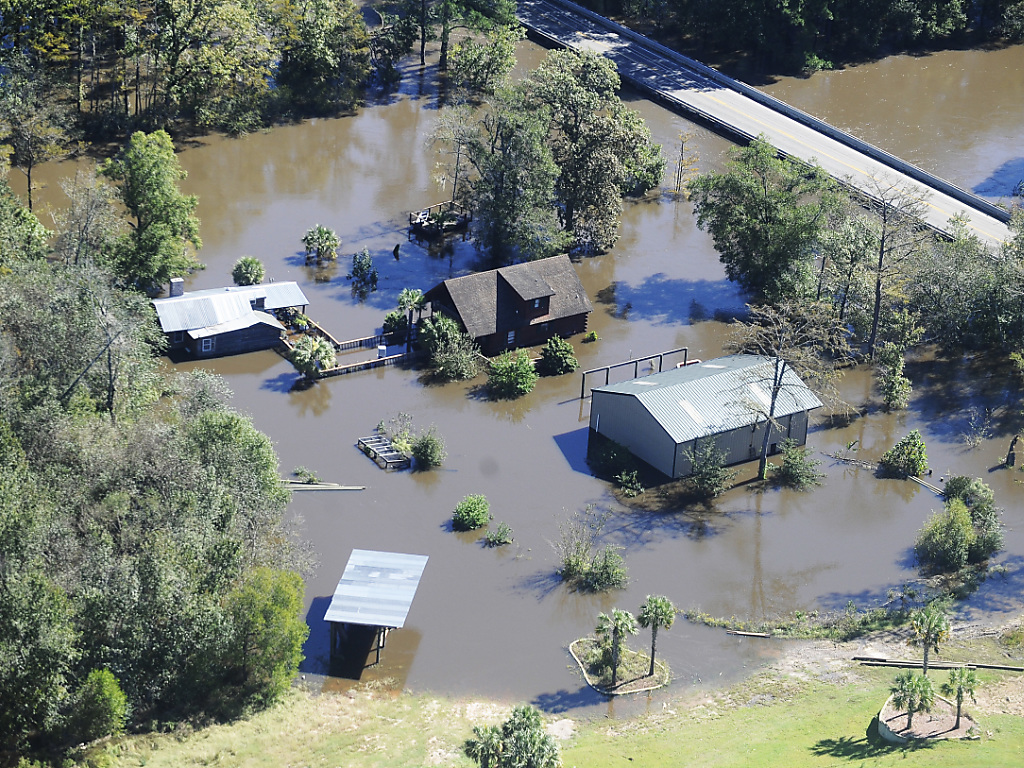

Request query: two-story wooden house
[{"left": 423, "top": 255, "right": 593, "bottom": 356}]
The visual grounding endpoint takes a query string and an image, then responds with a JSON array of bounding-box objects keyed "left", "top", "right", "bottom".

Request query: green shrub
[
  {"left": 876, "top": 343, "right": 912, "bottom": 411},
  {"left": 292, "top": 466, "right": 320, "bottom": 484},
  {"left": 583, "top": 330, "right": 599, "bottom": 343},
  {"left": 465, "top": 705, "right": 560, "bottom": 768},
  {"left": 614, "top": 469, "right": 644, "bottom": 497},
  {"left": 290, "top": 334, "right": 336, "bottom": 378},
  {"left": 350, "top": 247, "right": 378, "bottom": 295},
  {"left": 537, "top": 335, "right": 579, "bottom": 376},
  {"left": 585, "top": 545, "right": 628, "bottom": 591},
  {"left": 943, "top": 476, "right": 1004, "bottom": 563},
  {"left": 487, "top": 349, "right": 538, "bottom": 399},
  {"left": 411, "top": 428, "right": 446, "bottom": 469},
  {"left": 231, "top": 256, "right": 265, "bottom": 286},
  {"left": 915, "top": 498, "right": 973, "bottom": 571},
  {"left": 685, "top": 439, "right": 737, "bottom": 499},
  {"left": 419, "top": 314, "right": 480, "bottom": 381},
  {"left": 879, "top": 429, "right": 928, "bottom": 478},
  {"left": 554, "top": 506, "right": 628, "bottom": 592},
  {"left": 770, "top": 438, "right": 825, "bottom": 490},
  {"left": 453, "top": 494, "right": 490, "bottom": 531},
  {"left": 382, "top": 310, "right": 408, "bottom": 337},
  {"left": 484, "top": 521, "right": 513, "bottom": 547},
  {"left": 68, "top": 669, "right": 128, "bottom": 744}
]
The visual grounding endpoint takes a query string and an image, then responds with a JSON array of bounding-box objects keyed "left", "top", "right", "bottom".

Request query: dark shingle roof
[{"left": 426, "top": 255, "right": 592, "bottom": 339}]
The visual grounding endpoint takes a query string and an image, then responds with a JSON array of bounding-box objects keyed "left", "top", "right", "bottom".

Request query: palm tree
[
  {"left": 909, "top": 605, "right": 950, "bottom": 675},
  {"left": 637, "top": 595, "right": 675, "bottom": 677},
  {"left": 941, "top": 667, "right": 979, "bottom": 730},
  {"left": 596, "top": 608, "right": 638, "bottom": 688},
  {"left": 398, "top": 288, "right": 425, "bottom": 351},
  {"left": 890, "top": 670, "right": 934, "bottom": 729}
]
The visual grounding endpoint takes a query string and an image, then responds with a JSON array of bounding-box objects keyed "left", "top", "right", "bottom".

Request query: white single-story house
[{"left": 588, "top": 354, "right": 823, "bottom": 478}]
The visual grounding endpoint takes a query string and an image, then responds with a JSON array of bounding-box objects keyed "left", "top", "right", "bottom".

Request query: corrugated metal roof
[
  {"left": 152, "top": 282, "right": 309, "bottom": 333},
  {"left": 594, "top": 354, "right": 823, "bottom": 443},
  {"left": 186, "top": 310, "right": 284, "bottom": 339},
  {"left": 323, "top": 550, "right": 428, "bottom": 629}
]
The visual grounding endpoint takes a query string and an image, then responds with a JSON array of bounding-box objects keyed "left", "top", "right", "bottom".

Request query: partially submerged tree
[
  {"left": 727, "top": 301, "right": 849, "bottom": 480},
  {"left": 291, "top": 335, "right": 337, "bottom": 378},
  {"left": 418, "top": 313, "right": 480, "bottom": 380},
  {"left": 303, "top": 224, "right": 341, "bottom": 265},
  {"left": 101, "top": 130, "right": 202, "bottom": 292},
  {"left": 596, "top": 608, "right": 639, "bottom": 688},
  {"left": 487, "top": 349, "right": 538, "bottom": 399},
  {"left": 689, "top": 136, "right": 835, "bottom": 303},
  {"left": 637, "top": 595, "right": 675, "bottom": 677},
  {"left": 232, "top": 256, "right": 266, "bottom": 286}
]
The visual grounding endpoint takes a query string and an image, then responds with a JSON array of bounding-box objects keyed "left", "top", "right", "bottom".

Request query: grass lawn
[{"left": 96, "top": 631, "right": 1024, "bottom": 768}]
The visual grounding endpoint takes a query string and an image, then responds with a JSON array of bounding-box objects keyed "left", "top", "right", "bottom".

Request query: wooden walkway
[{"left": 357, "top": 432, "right": 412, "bottom": 470}]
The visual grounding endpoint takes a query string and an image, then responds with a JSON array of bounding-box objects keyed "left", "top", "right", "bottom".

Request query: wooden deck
[
  {"left": 357, "top": 432, "right": 412, "bottom": 470},
  {"left": 408, "top": 201, "right": 471, "bottom": 239}
]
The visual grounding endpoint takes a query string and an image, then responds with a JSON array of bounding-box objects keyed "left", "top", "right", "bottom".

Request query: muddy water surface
[{"left": 21, "top": 40, "right": 1024, "bottom": 717}]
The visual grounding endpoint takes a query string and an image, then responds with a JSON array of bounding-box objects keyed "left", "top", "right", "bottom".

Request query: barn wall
[{"left": 590, "top": 392, "right": 675, "bottom": 477}]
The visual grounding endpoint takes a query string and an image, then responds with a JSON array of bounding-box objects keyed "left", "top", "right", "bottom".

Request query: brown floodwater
[{"left": 18, "top": 40, "right": 1024, "bottom": 718}]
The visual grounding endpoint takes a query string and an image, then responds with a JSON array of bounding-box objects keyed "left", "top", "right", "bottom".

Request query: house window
[
  {"left": 172, "top": 331, "right": 184, "bottom": 344},
  {"left": 533, "top": 298, "right": 541, "bottom": 309},
  {"left": 202, "top": 338, "right": 215, "bottom": 353},
  {"left": 507, "top": 330, "right": 515, "bottom": 346}
]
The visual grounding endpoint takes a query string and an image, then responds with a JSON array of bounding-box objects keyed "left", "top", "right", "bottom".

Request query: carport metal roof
[{"left": 323, "top": 549, "right": 428, "bottom": 629}]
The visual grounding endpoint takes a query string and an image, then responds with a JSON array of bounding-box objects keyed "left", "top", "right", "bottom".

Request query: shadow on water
[
  {"left": 972, "top": 157, "right": 1024, "bottom": 199},
  {"left": 597, "top": 275, "right": 745, "bottom": 324},
  {"left": 301, "top": 596, "right": 332, "bottom": 675},
  {"left": 532, "top": 685, "right": 608, "bottom": 714},
  {"left": 552, "top": 427, "right": 592, "bottom": 475}
]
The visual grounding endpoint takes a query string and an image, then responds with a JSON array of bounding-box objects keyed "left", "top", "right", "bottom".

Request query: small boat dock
[
  {"left": 408, "top": 201, "right": 472, "bottom": 240},
  {"left": 357, "top": 431, "right": 411, "bottom": 470}
]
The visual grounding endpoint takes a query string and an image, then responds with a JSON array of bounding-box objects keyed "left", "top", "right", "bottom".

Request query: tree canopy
[{"left": 101, "top": 130, "right": 201, "bottom": 291}]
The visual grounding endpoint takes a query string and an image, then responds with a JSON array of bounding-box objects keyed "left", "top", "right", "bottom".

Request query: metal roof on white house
[
  {"left": 324, "top": 550, "right": 429, "bottom": 629},
  {"left": 186, "top": 310, "right": 284, "bottom": 340},
  {"left": 152, "top": 282, "right": 308, "bottom": 333},
  {"left": 593, "top": 354, "right": 823, "bottom": 444}
]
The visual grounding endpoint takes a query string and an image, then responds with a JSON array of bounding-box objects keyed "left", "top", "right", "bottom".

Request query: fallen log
[{"left": 726, "top": 630, "right": 771, "bottom": 638}]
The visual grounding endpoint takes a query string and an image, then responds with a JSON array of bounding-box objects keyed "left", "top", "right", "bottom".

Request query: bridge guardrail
[{"left": 521, "top": 0, "right": 1012, "bottom": 225}]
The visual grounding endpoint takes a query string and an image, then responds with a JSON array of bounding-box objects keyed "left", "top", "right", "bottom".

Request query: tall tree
[
  {"left": 51, "top": 173, "right": 123, "bottom": 268},
  {"left": 524, "top": 49, "right": 664, "bottom": 253},
  {"left": 101, "top": 130, "right": 201, "bottom": 291},
  {"left": 909, "top": 605, "right": 950, "bottom": 676},
  {"left": 637, "top": 595, "right": 675, "bottom": 677},
  {"left": 0, "top": 64, "right": 71, "bottom": 211},
  {"left": 596, "top": 608, "right": 638, "bottom": 688},
  {"left": 727, "top": 301, "right": 849, "bottom": 480},
  {"left": 689, "top": 136, "right": 835, "bottom": 304},
  {"left": 856, "top": 177, "right": 934, "bottom": 359},
  {"left": 941, "top": 667, "right": 979, "bottom": 730},
  {"left": 890, "top": 670, "right": 935, "bottom": 729},
  {"left": 273, "top": 0, "right": 371, "bottom": 114},
  {"left": 437, "top": 95, "right": 568, "bottom": 263}
]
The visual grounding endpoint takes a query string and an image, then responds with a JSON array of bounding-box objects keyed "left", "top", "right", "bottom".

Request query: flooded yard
[{"left": 21, "top": 38, "right": 1024, "bottom": 717}]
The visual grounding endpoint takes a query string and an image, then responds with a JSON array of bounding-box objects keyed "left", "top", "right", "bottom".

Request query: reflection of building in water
[{"left": 324, "top": 550, "right": 428, "bottom": 677}]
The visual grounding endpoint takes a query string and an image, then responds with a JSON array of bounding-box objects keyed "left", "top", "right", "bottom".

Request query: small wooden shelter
[{"left": 324, "top": 549, "right": 428, "bottom": 666}]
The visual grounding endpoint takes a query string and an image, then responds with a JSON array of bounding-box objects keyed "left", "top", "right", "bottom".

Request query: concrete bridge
[{"left": 517, "top": 0, "right": 1013, "bottom": 249}]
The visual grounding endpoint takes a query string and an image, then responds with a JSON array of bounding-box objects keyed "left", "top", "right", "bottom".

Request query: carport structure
[{"left": 324, "top": 549, "right": 428, "bottom": 666}]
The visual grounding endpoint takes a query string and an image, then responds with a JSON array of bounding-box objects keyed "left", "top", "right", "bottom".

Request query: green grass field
[{"left": 96, "top": 631, "right": 1024, "bottom": 768}]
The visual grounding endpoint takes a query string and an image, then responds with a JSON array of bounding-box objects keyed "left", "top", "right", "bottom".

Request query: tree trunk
[
  {"left": 922, "top": 644, "right": 930, "bottom": 676},
  {"left": 757, "top": 358, "right": 784, "bottom": 480},
  {"left": 648, "top": 625, "right": 658, "bottom": 677}
]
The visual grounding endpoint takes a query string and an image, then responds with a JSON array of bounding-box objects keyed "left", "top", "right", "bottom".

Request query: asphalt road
[{"left": 517, "top": 0, "right": 1012, "bottom": 249}]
